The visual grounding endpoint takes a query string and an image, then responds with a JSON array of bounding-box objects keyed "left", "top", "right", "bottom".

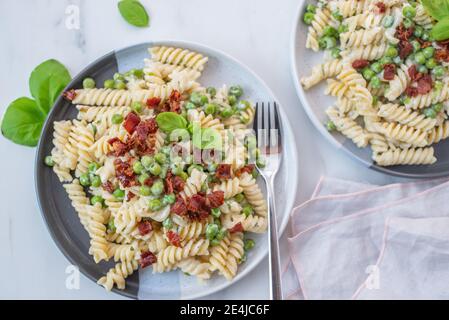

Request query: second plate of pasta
[{"left": 291, "top": 0, "right": 449, "bottom": 178}]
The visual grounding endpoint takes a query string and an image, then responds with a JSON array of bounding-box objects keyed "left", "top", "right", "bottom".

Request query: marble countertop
[{"left": 0, "top": 0, "right": 407, "bottom": 299}]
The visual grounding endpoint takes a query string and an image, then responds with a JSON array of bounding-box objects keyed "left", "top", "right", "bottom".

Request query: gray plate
[
  {"left": 35, "top": 41, "right": 299, "bottom": 299},
  {"left": 291, "top": 0, "right": 449, "bottom": 179}
]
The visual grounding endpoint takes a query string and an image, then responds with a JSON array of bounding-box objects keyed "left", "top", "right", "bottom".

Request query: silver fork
[{"left": 253, "top": 101, "right": 283, "bottom": 300}]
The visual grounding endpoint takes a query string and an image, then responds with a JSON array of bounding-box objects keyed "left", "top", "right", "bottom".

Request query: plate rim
[
  {"left": 35, "top": 39, "right": 299, "bottom": 299},
  {"left": 290, "top": 0, "right": 449, "bottom": 179}
]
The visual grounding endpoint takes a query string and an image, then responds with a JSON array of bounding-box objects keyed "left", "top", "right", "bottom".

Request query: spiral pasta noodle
[
  {"left": 373, "top": 147, "right": 436, "bottom": 166},
  {"left": 150, "top": 46, "right": 208, "bottom": 72}
]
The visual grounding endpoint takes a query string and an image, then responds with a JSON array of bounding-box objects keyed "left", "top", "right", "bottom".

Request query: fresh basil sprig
[
  {"left": 1, "top": 59, "right": 71, "bottom": 146},
  {"left": 421, "top": 0, "right": 449, "bottom": 21},
  {"left": 118, "top": 0, "right": 150, "bottom": 28},
  {"left": 432, "top": 19, "right": 449, "bottom": 41},
  {"left": 156, "top": 112, "right": 188, "bottom": 133}
]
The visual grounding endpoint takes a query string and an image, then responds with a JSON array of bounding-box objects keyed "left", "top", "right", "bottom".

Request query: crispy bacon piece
[
  {"left": 165, "top": 171, "right": 174, "bottom": 194},
  {"left": 405, "top": 86, "right": 419, "bottom": 97},
  {"left": 416, "top": 74, "right": 433, "bottom": 95},
  {"left": 107, "top": 137, "right": 130, "bottom": 157},
  {"left": 62, "top": 89, "right": 77, "bottom": 101},
  {"left": 123, "top": 112, "right": 141, "bottom": 134},
  {"left": 126, "top": 191, "right": 136, "bottom": 202},
  {"left": 206, "top": 191, "right": 225, "bottom": 208},
  {"left": 235, "top": 164, "right": 255, "bottom": 177},
  {"left": 408, "top": 65, "right": 418, "bottom": 81},
  {"left": 172, "top": 175, "right": 185, "bottom": 192},
  {"left": 435, "top": 49, "right": 449, "bottom": 62},
  {"left": 168, "top": 90, "right": 182, "bottom": 114},
  {"left": 166, "top": 230, "right": 182, "bottom": 247},
  {"left": 399, "top": 41, "right": 414, "bottom": 59},
  {"left": 146, "top": 97, "right": 162, "bottom": 108},
  {"left": 216, "top": 164, "right": 232, "bottom": 180},
  {"left": 374, "top": 2, "right": 386, "bottom": 13},
  {"left": 187, "top": 194, "right": 210, "bottom": 220},
  {"left": 114, "top": 158, "right": 137, "bottom": 188},
  {"left": 383, "top": 64, "right": 396, "bottom": 81},
  {"left": 140, "top": 251, "right": 157, "bottom": 268},
  {"left": 395, "top": 24, "right": 414, "bottom": 42},
  {"left": 130, "top": 119, "right": 158, "bottom": 155},
  {"left": 138, "top": 220, "right": 153, "bottom": 236},
  {"left": 171, "top": 195, "right": 188, "bottom": 216},
  {"left": 229, "top": 222, "right": 244, "bottom": 233},
  {"left": 102, "top": 181, "right": 115, "bottom": 193},
  {"left": 352, "top": 59, "right": 370, "bottom": 69}
]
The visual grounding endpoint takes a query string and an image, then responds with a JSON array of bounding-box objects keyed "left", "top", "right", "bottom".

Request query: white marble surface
[{"left": 0, "top": 0, "right": 408, "bottom": 299}]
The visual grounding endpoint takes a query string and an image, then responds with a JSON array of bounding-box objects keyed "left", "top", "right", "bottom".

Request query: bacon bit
[
  {"left": 383, "top": 64, "right": 396, "bottom": 81},
  {"left": 405, "top": 86, "right": 419, "bottom": 97},
  {"left": 146, "top": 97, "right": 162, "bottom": 108},
  {"left": 130, "top": 118, "right": 158, "bottom": 155},
  {"left": 229, "top": 222, "right": 244, "bottom": 233},
  {"left": 235, "top": 164, "right": 255, "bottom": 177},
  {"left": 216, "top": 164, "right": 232, "bottom": 180},
  {"left": 168, "top": 90, "right": 182, "bottom": 114},
  {"left": 123, "top": 112, "right": 141, "bottom": 134},
  {"left": 374, "top": 2, "right": 386, "bottom": 13},
  {"left": 352, "top": 59, "right": 370, "bottom": 69},
  {"left": 62, "top": 89, "right": 77, "bottom": 101},
  {"left": 408, "top": 65, "right": 418, "bottom": 80},
  {"left": 187, "top": 194, "right": 210, "bottom": 220},
  {"left": 395, "top": 24, "right": 414, "bottom": 42},
  {"left": 435, "top": 49, "right": 449, "bottom": 62},
  {"left": 416, "top": 74, "right": 433, "bottom": 95},
  {"left": 126, "top": 191, "right": 136, "bottom": 202},
  {"left": 107, "top": 137, "right": 130, "bottom": 157},
  {"left": 206, "top": 191, "right": 225, "bottom": 208},
  {"left": 102, "top": 181, "right": 115, "bottom": 193},
  {"left": 399, "top": 41, "right": 414, "bottom": 59},
  {"left": 165, "top": 171, "right": 174, "bottom": 194},
  {"left": 172, "top": 176, "right": 185, "bottom": 192},
  {"left": 138, "top": 220, "right": 153, "bottom": 236},
  {"left": 140, "top": 251, "right": 157, "bottom": 268},
  {"left": 166, "top": 230, "right": 182, "bottom": 247},
  {"left": 420, "top": 41, "right": 432, "bottom": 49},
  {"left": 144, "top": 176, "right": 156, "bottom": 187},
  {"left": 171, "top": 195, "right": 188, "bottom": 216},
  {"left": 114, "top": 158, "right": 137, "bottom": 188},
  {"left": 437, "top": 39, "right": 449, "bottom": 47}
]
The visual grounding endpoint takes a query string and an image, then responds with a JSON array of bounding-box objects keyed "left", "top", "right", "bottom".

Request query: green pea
[
  {"left": 323, "top": 26, "right": 338, "bottom": 37},
  {"left": 332, "top": 10, "right": 343, "bottom": 22},
  {"left": 220, "top": 107, "right": 234, "bottom": 118},
  {"left": 88, "top": 162, "right": 100, "bottom": 173},
  {"left": 91, "top": 175, "right": 102, "bottom": 188},
  {"left": 107, "top": 218, "right": 116, "bottom": 232},
  {"left": 433, "top": 103, "right": 444, "bottom": 112},
  {"left": 204, "top": 103, "right": 217, "bottom": 115},
  {"left": 383, "top": 15, "right": 394, "bottom": 28},
  {"left": 433, "top": 66, "right": 445, "bottom": 79},
  {"left": 234, "top": 193, "right": 245, "bottom": 203},
  {"left": 242, "top": 205, "right": 254, "bottom": 217},
  {"left": 319, "top": 36, "right": 337, "bottom": 49},
  {"left": 91, "top": 195, "right": 104, "bottom": 206},
  {"left": 132, "top": 101, "right": 143, "bottom": 113},
  {"left": 363, "top": 68, "right": 376, "bottom": 80},
  {"left": 393, "top": 56, "right": 403, "bottom": 65},
  {"left": 185, "top": 101, "right": 196, "bottom": 110},
  {"left": 148, "top": 199, "right": 162, "bottom": 211},
  {"left": 114, "top": 80, "right": 126, "bottom": 90},
  {"left": 423, "top": 108, "right": 437, "bottom": 119},
  {"left": 216, "top": 228, "right": 227, "bottom": 241},
  {"left": 303, "top": 12, "right": 315, "bottom": 25},
  {"left": 418, "top": 65, "right": 428, "bottom": 74},
  {"left": 132, "top": 68, "right": 144, "bottom": 78},
  {"left": 104, "top": 79, "right": 115, "bottom": 89},
  {"left": 402, "top": 17, "right": 414, "bottom": 29},
  {"left": 159, "top": 165, "right": 169, "bottom": 179},
  {"left": 423, "top": 47, "right": 435, "bottom": 59},
  {"left": 141, "top": 156, "right": 154, "bottom": 169},
  {"left": 244, "top": 239, "right": 255, "bottom": 251},
  {"left": 330, "top": 48, "right": 341, "bottom": 59},
  {"left": 113, "top": 72, "right": 124, "bottom": 81},
  {"left": 82, "top": 77, "right": 96, "bottom": 89},
  {"left": 163, "top": 193, "right": 176, "bottom": 205},
  {"left": 337, "top": 24, "right": 348, "bottom": 34},
  {"left": 151, "top": 180, "right": 164, "bottom": 196},
  {"left": 206, "top": 87, "right": 217, "bottom": 97},
  {"left": 414, "top": 26, "right": 423, "bottom": 38},
  {"left": 379, "top": 56, "right": 393, "bottom": 66},
  {"left": 228, "top": 95, "right": 237, "bottom": 105},
  {"left": 421, "top": 31, "right": 430, "bottom": 41},
  {"left": 386, "top": 46, "right": 398, "bottom": 58},
  {"left": 415, "top": 52, "right": 426, "bottom": 65},
  {"left": 211, "top": 208, "right": 221, "bottom": 218},
  {"left": 206, "top": 224, "right": 219, "bottom": 240},
  {"left": 369, "top": 77, "right": 381, "bottom": 89},
  {"left": 79, "top": 174, "right": 91, "bottom": 187},
  {"left": 256, "top": 157, "right": 266, "bottom": 168},
  {"left": 229, "top": 85, "right": 243, "bottom": 98},
  {"left": 306, "top": 4, "right": 317, "bottom": 13},
  {"left": 44, "top": 155, "right": 55, "bottom": 167},
  {"left": 132, "top": 161, "right": 144, "bottom": 174},
  {"left": 178, "top": 172, "right": 188, "bottom": 181},
  {"left": 149, "top": 162, "right": 162, "bottom": 176},
  {"left": 111, "top": 114, "right": 123, "bottom": 125},
  {"left": 139, "top": 185, "right": 151, "bottom": 196},
  {"left": 210, "top": 238, "right": 221, "bottom": 246},
  {"left": 189, "top": 92, "right": 202, "bottom": 105},
  {"left": 402, "top": 6, "right": 416, "bottom": 18},
  {"left": 370, "top": 62, "right": 382, "bottom": 74},
  {"left": 200, "top": 95, "right": 209, "bottom": 106},
  {"left": 162, "top": 217, "right": 173, "bottom": 229},
  {"left": 170, "top": 163, "right": 184, "bottom": 176},
  {"left": 239, "top": 253, "right": 247, "bottom": 263},
  {"left": 434, "top": 80, "right": 444, "bottom": 91},
  {"left": 155, "top": 152, "right": 167, "bottom": 164},
  {"left": 113, "top": 189, "right": 125, "bottom": 200},
  {"left": 411, "top": 40, "right": 421, "bottom": 52},
  {"left": 426, "top": 58, "right": 437, "bottom": 69},
  {"left": 138, "top": 173, "right": 150, "bottom": 185}
]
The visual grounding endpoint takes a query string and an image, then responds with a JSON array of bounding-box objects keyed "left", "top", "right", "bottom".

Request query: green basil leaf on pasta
[
  {"left": 29, "top": 59, "right": 71, "bottom": 114},
  {"left": 421, "top": 0, "right": 449, "bottom": 21},
  {"left": 432, "top": 18, "right": 449, "bottom": 40},
  {"left": 191, "top": 123, "right": 222, "bottom": 151},
  {"left": 156, "top": 112, "right": 187, "bottom": 133},
  {"left": 1, "top": 97, "right": 46, "bottom": 147},
  {"left": 118, "top": 0, "right": 150, "bottom": 27}
]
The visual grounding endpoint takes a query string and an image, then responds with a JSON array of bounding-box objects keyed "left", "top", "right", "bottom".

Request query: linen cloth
[{"left": 283, "top": 176, "right": 449, "bottom": 300}]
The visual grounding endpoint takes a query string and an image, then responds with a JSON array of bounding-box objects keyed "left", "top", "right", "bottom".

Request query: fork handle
[{"left": 267, "top": 177, "right": 283, "bottom": 300}]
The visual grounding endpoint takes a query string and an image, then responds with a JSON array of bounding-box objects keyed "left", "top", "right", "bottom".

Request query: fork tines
[{"left": 254, "top": 102, "right": 282, "bottom": 154}]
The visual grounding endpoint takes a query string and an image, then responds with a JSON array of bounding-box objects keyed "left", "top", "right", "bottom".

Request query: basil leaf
[
  {"left": 156, "top": 112, "right": 187, "bottom": 133},
  {"left": 432, "top": 18, "right": 449, "bottom": 40},
  {"left": 29, "top": 59, "right": 71, "bottom": 114},
  {"left": 118, "top": 0, "right": 150, "bottom": 27},
  {"left": 1, "top": 97, "right": 46, "bottom": 147},
  {"left": 422, "top": 0, "right": 449, "bottom": 21}
]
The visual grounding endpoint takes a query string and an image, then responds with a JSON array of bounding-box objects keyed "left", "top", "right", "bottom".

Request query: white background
[{"left": 0, "top": 0, "right": 406, "bottom": 299}]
